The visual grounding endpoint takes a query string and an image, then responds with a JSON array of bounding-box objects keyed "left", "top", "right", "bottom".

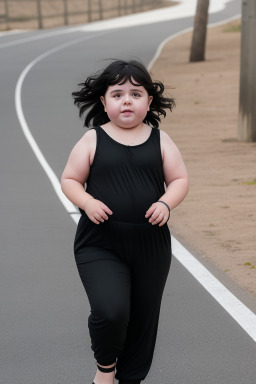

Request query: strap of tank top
[
  {"left": 153, "top": 127, "right": 160, "bottom": 140},
  {"left": 89, "top": 126, "right": 100, "bottom": 135},
  {"left": 151, "top": 128, "right": 163, "bottom": 165},
  {"left": 152, "top": 127, "right": 160, "bottom": 146},
  {"left": 89, "top": 126, "right": 101, "bottom": 146}
]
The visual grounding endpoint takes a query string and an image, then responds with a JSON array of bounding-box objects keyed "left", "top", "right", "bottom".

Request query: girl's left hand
[{"left": 145, "top": 202, "right": 170, "bottom": 226}]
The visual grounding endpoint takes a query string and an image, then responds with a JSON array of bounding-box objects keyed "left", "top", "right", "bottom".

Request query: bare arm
[
  {"left": 61, "top": 130, "right": 113, "bottom": 224},
  {"left": 145, "top": 130, "right": 189, "bottom": 226}
]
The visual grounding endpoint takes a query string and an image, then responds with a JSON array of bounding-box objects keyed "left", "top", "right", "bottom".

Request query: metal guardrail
[{"left": 0, "top": 0, "right": 161, "bottom": 31}]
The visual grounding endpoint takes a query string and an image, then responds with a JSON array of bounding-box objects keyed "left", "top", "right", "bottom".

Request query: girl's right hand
[{"left": 84, "top": 198, "right": 113, "bottom": 224}]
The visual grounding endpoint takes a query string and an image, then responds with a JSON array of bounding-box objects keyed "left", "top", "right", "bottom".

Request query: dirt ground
[{"left": 150, "top": 19, "right": 256, "bottom": 298}]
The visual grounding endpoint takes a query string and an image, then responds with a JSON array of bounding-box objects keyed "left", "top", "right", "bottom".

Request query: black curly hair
[{"left": 72, "top": 59, "right": 175, "bottom": 129}]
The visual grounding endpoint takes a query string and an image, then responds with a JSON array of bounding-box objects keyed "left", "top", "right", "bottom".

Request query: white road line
[
  {"left": 172, "top": 237, "right": 256, "bottom": 342},
  {"left": 15, "top": 33, "right": 107, "bottom": 218},
  {"left": 14, "top": 11, "right": 256, "bottom": 343}
]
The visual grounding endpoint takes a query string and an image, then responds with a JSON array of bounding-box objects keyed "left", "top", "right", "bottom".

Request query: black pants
[{"left": 74, "top": 220, "right": 172, "bottom": 382}]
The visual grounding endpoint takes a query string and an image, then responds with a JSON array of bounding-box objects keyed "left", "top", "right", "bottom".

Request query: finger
[
  {"left": 90, "top": 216, "right": 100, "bottom": 225},
  {"left": 101, "top": 203, "right": 113, "bottom": 215},
  {"left": 145, "top": 205, "right": 156, "bottom": 218},
  {"left": 146, "top": 206, "right": 157, "bottom": 219},
  {"left": 158, "top": 215, "right": 167, "bottom": 227},
  {"left": 148, "top": 208, "right": 160, "bottom": 222},
  {"left": 95, "top": 213, "right": 104, "bottom": 223},
  {"left": 151, "top": 212, "right": 164, "bottom": 225},
  {"left": 99, "top": 208, "right": 109, "bottom": 220}
]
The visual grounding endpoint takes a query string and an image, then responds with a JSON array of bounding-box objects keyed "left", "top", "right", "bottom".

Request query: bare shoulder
[
  {"left": 75, "top": 128, "right": 97, "bottom": 165},
  {"left": 159, "top": 129, "right": 179, "bottom": 152},
  {"left": 159, "top": 128, "right": 186, "bottom": 169},
  {"left": 61, "top": 129, "right": 97, "bottom": 183},
  {"left": 80, "top": 128, "right": 96, "bottom": 145},
  {"left": 159, "top": 129, "right": 188, "bottom": 183},
  {"left": 73, "top": 128, "right": 96, "bottom": 154}
]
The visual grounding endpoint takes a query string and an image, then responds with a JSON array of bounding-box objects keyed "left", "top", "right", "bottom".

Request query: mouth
[{"left": 122, "top": 109, "right": 133, "bottom": 113}]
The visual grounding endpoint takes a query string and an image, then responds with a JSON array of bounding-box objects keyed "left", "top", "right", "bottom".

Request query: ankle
[
  {"left": 97, "top": 362, "right": 116, "bottom": 372},
  {"left": 93, "top": 362, "right": 116, "bottom": 384}
]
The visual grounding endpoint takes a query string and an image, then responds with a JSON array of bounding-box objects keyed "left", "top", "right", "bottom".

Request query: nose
[{"left": 123, "top": 94, "right": 131, "bottom": 105}]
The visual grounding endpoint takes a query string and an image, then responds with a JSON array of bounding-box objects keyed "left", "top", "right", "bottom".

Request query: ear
[
  {"left": 100, "top": 96, "right": 107, "bottom": 112},
  {"left": 147, "top": 96, "right": 153, "bottom": 111}
]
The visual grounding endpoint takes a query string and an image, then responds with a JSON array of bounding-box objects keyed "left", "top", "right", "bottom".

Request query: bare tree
[
  {"left": 238, "top": 0, "right": 256, "bottom": 141},
  {"left": 189, "top": 0, "right": 210, "bottom": 62}
]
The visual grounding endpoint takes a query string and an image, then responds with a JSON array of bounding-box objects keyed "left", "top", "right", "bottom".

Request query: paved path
[{"left": 1, "top": 1, "right": 256, "bottom": 383}]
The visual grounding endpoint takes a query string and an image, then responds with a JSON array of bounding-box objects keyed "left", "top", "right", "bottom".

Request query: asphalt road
[{"left": 1, "top": 1, "right": 256, "bottom": 383}]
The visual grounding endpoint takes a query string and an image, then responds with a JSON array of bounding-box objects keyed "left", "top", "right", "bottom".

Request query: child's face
[{"left": 100, "top": 79, "right": 153, "bottom": 129}]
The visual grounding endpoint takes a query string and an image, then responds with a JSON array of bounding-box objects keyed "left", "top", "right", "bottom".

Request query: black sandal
[{"left": 92, "top": 363, "right": 116, "bottom": 384}]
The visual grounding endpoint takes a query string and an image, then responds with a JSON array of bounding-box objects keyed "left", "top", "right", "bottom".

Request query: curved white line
[
  {"left": 15, "top": 33, "right": 107, "bottom": 223},
  {"left": 172, "top": 238, "right": 256, "bottom": 342},
  {"left": 15, "top": 12, "right": 256, "bottom": 342}
]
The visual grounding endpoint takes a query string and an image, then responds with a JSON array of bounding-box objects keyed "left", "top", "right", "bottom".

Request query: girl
[{"left": 61, "top": 60, "right": 189, "bottom": 384}]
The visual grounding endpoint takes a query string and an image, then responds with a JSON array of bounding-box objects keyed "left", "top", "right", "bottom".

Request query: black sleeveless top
[{"left": 79, "top": 126, "right": 165, "bottom": 224}]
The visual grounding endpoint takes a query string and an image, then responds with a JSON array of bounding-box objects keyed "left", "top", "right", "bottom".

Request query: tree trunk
[
  {"left": 36, "top": 0, "right": 43, "bottom": 29},
  {"left": 63, "top": 0, "right": 68, "bottom": 26},
  {"left": 238, "top": 0, "right": 256, "bottom": 142},
  {"left": 4, "top": 0, "right": 9, "bottom": 30},
  {"left": 189, "top": 0, "right": 209, "bottom": 62}
]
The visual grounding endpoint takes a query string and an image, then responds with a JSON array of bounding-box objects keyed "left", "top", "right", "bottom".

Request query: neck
[{"left": 109, "top": 121, "right": 145, "bottom": 132}]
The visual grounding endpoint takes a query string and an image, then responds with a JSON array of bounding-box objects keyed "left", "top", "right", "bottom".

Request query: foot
[{"left": 93, "top": 363, "right": 116, "bottom": 384}]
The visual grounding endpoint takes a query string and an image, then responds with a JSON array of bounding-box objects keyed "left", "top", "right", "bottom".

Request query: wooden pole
[
  {"left": 238, "top": 0, "right": 256, "bottom": 141},
  {"left": 4, "top": 0, "right": 9, "bottom": 30},
  {"left": 132, "top": 0, "right": 136, "bottom": 13},
  {"left": 118, "top": 0, "right": 121, "bottom": 16},
  {"left": 63, "top": 0, "right": 68, "bottom": 26},
  {"left": 36, "top": 0, "right": 43, "bottom": 29},
  {"left": 98, "top": 0, "right": 103, "bottom": 20},
  {"left": 87, "top": 0, "right": 92, "bottom": 22},
  {"left": 189, "top": 0, "right": 209, "bottom": 62}
]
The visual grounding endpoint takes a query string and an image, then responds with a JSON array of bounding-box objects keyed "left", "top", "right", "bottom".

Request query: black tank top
[{"left": 79, "top": 126, "right": 165, "bottom": 224}]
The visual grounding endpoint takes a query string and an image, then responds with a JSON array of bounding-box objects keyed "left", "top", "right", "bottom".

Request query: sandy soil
[{"left": 150, "top": 19, "right": 256, "bottom": 298}]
